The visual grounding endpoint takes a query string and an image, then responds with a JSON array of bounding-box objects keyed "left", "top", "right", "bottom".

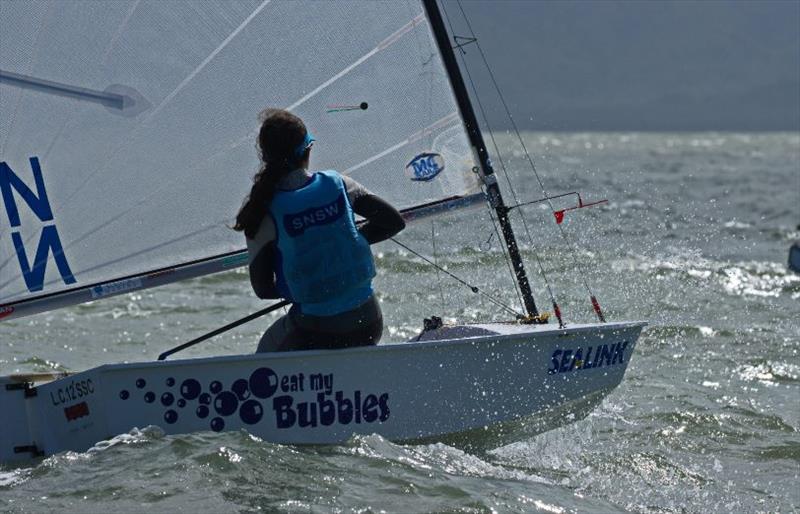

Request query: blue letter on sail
[{"left": 0, "top": 157, "right": 75, "bottom": 291}]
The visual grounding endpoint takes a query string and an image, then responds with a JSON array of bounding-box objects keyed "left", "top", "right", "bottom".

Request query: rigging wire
[
  {"left": 430, "top": 221, "right": 446, "bottom": 306},
  {"left": 390, "top": 238, "right": 523, "bottom": 319},
  {"left": 485, "top": 193, "right": 526, "bottom": 311},
  {"left": 451, "top": 0, "right": 606, "bottom": 323},
  {"left": 410, "top": 0, "right": 523, "bottom": 318},
  {"left": 435, "top": 7, "right": 526, "bottom": 315},
  {"left": 441, "top": 2, "right": 564, "bottom": 326}
]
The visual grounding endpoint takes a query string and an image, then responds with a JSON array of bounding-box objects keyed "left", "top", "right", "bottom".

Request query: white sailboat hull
[{"left": 1, "top": 321, "right": 644, "bottom": 464}]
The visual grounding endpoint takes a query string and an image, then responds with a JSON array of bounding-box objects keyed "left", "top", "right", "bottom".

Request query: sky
[{"left": 441, "top": 0, "right": 800, "bottom": 131}]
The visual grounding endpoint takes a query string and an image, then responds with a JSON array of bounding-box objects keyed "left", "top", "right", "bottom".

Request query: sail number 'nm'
[{"left": 0, "top": 156, "right": 75, "bottom": 292}]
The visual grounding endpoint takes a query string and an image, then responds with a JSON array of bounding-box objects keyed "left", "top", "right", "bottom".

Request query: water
[{"left": 2, "top": 132, "right": 798, "bottom": 513}]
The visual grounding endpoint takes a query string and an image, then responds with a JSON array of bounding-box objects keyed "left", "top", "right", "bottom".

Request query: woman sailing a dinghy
[{"left": 234, "top": 109, "right": 405, "bottom": 352}]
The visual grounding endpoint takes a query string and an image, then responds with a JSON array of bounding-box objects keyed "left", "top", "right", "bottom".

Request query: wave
[
  {"left": 614, "top": 251, "right": 800, "bottom": 299},
  {"left": 2, "top": 428, "right": 621, "bottom": 513}
]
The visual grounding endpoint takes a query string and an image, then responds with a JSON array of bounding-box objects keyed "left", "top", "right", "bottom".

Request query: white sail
[{"left": 0, "top": 1, "right": 482, "bottom": 317}]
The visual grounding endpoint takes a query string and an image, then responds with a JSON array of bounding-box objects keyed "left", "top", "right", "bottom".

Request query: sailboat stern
[
  {"left": 0, "top": 375, "right": 40, "bottom": 463},
  {"left": 0, "top": 370, "right": 110, "bottom": 463}
]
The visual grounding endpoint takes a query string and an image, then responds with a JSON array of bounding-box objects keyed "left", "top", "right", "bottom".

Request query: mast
[{"left": 422, "top": 0, "right": 539, "bottom": 318}]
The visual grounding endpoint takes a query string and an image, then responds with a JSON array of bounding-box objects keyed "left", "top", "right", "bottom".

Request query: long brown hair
[{"left": 234, "top": 109, "right": 309, "bottom": 238}]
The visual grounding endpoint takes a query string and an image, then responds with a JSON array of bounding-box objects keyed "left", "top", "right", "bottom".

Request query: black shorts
[{"left": 256, "top": 295, "right": 382, "bottom": 352}]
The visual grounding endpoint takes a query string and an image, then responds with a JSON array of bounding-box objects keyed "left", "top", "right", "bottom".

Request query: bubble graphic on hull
[
  {"left": 210, "top": 417, "right": 225, "bottom": 432},
  {"left": 124, "top": 368, "right": 331, "bottom": 432},
  {"left": 232, "top": 379, "right": 250, "bottom": 400},
  {"left": 214, "top": 391, "right": 238, "bottom": 416},
  {"left": 239, "top": 400, "right": 263, "bottom": 425},
  {"left": 164, "top": 410, "right": 178, "bottom": 424},
  {"left": 249, "top": 367, "right": 278, "bottom": 399},
  {"left": 210, "top": 381, "right": 223, "bottom": 395},
  {"left": 180, "top": 379, "right": 201, "bottom": 400}
]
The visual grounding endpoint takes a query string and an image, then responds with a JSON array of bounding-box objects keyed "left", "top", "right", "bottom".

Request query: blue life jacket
[{"left": 269, "top": 170, "right": 375, "bottom": 316}]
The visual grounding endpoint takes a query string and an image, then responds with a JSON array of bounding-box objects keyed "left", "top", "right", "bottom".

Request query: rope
[
  {"left": 431, "top": 221, "right": 446, "bottom": 306},
  {"left": 451, "top": 0, "right": 606, "bottom": 322},
  {"left": 441, "top": 2, "right": 564, "bottom": 324},
  {"left": 390, "top": 238, "right": 523, "bottom": 318},
  {"left": 485, "top": 195, "right": 526, "bottom": 311}
]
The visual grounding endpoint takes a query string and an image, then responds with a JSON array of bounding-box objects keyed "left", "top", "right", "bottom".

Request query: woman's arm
[
  {"left": 352, "top": 194, "right": 405, "bottom": 244},
  {"left": 343, "top": 175, "right": 405, "bottom": 244},
  {"left": 248, "top": 244, "right": 280, "bottom": 299},
  {"left": 246, "top": 217, "right": 280, "bottom": 299}
]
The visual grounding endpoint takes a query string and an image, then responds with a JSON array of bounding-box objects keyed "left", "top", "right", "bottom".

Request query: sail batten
[
  {"left": 286, "top": 12, "right": 427, "bottom": 112},
  {"left": 148, "top": 0, "right": 273, "bottom": 119},
  {"left": 0, "top": 70, "right": 127, "bottom": 109},
  {"left": 343, "top": 112, "right": 460, "bottom": 176},
  {"left": 1, "top": 0, "right": 482, "bottom": 315}
]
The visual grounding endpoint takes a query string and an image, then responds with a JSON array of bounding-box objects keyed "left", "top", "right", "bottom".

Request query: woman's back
[
  {"left": 234, "top": 109, "right": 404, "bottom": 353},
  {"left": 269, "top": 170, "right": 375, "bottom": 315}
]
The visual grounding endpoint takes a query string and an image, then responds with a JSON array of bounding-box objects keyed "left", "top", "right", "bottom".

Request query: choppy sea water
[{"left": 1, "top": 132, "right": 798, "bottom": 513}]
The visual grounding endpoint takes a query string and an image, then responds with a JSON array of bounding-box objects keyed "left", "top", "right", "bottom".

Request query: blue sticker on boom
[{"left": 406, "top": 152, "right": 444, "bottom": 182}]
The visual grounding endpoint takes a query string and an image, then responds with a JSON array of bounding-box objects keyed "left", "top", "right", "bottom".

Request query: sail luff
[
  {"left": 421, "top": 0, "right": 539, "bottom": 318},
  {"left": 0, "top": 193, "right": 485, "bottom": 321}
]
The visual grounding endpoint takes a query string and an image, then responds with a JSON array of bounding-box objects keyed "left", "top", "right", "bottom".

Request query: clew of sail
[{"left": 0, "top": 1, "right": 482, "bottom": 320}]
